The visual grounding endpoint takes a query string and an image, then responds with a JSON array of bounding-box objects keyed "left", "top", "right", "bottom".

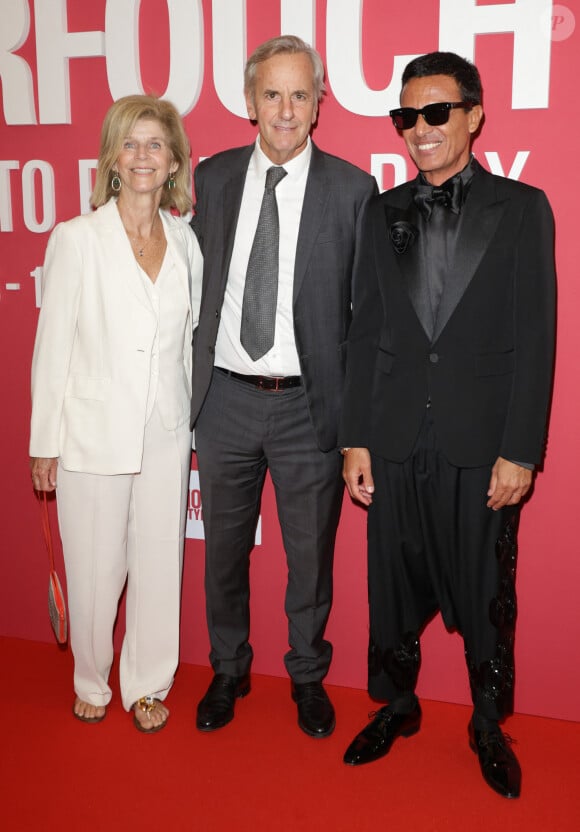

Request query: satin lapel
[
  {"left": 432, "top": 170, "right": 508, "bottom": 342},
  {"left": 382, "top": 195, "right": 431, "bottom": 338},
  {"left": 293, "top": 147, "right": 329, "bottom": 302},
  {"left": 96, "top": 199, "right": 153, "bottom": 312}
]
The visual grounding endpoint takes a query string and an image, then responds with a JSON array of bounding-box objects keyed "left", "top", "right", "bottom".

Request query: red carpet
[{"left": 1, "top": 637, "right": 578, "bottom": 831}]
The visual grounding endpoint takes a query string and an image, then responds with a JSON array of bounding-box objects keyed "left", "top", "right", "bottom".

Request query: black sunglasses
[{"left": 389, "top": 102, "right": 473, "bottom": 130}]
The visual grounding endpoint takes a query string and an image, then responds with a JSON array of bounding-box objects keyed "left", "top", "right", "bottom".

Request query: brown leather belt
[{"left": 216, "top": 367, "right": 302, "bottom": 391}]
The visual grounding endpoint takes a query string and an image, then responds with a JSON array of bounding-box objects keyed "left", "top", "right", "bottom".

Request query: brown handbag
[{"left": 40, "top": 492, "right": 68, "bottom": 644}]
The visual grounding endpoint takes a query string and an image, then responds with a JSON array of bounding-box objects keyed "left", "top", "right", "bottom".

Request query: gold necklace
[
  {"left": 130, "top": 236, "right": 162, "bottom": 257},
  {"left": 126, "top": 219, "right": 163, "bottom": 257}
]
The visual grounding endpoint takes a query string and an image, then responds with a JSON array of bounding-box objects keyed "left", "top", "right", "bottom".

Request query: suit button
[{"left": 429, "top": 352, "right": 439, "bottom": 363}]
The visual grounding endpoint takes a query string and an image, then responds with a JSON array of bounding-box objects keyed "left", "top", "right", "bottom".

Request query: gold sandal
[{"left": 132, "top": 696, "right": 167, "bottom": 733}]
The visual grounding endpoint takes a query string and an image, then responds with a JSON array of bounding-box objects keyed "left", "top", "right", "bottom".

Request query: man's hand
[
  {"left": 30, "top": 457, "right": 58, "bottom": 492},
  {"left": 487, "top": 456, "right": 532, "bottom": 510},
  {"left": 342, "top": 447, "right": 374, "bottom": 506}
]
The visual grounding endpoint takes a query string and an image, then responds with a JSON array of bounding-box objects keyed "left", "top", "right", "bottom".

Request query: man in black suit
[
  {"left": 190, "top": 36, "right": 377, "bottom": 737},
  {"left": 340, "top": 52, "right": 555, "bottom": 797}
]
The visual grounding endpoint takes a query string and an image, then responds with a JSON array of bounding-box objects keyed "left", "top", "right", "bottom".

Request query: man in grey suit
[{"left": 190, "top": 35, "right": 376, "bottom": 737}]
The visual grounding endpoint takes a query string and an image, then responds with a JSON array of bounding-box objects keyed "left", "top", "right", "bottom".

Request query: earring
[
  {"left": 167, "top": 174, "right": 176, "bottom": 190},
  {"left": 111, "top": 172, "right": 121, "bottom": 192}
]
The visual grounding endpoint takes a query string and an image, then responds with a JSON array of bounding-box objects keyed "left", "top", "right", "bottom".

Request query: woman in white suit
[{"left": 30, "top": 95, "right": 202, "bottom": 732}]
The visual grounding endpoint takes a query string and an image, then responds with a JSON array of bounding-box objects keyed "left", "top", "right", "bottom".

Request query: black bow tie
[{"left": 413, "top": 177, "right": 464, "bottom": 221}]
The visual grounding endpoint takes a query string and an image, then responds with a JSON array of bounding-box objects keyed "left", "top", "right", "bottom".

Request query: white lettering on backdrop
[
  {"left": 0, "top": 158, "right": 54, "bottom": 232},
  {"left": 0, "top": 150, "right": 531, "bottom": 241},
  {"left": 0, "top": 0, "right": 553, "bottom": 125},
  {"left": 105, "top": 0, "right": 203, "bottom": 113}
]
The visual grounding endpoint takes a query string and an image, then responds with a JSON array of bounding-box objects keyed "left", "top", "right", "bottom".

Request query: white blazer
[{"left": 30, "top": 198, "right": 203, "bottom": 474}]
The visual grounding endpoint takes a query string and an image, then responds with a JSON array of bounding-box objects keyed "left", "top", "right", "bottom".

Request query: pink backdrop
[{"left": 1, "top": 0, "right": 578, "bottom": 722}]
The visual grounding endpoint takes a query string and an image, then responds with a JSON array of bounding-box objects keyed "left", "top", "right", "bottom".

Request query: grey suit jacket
[{"left": 190, "top": 142, "right": 377, "bottom": 451}]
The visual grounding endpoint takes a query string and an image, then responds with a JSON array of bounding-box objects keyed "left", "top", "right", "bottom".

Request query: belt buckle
[{"left": 270, "top": 376, "right": 283, "bottom": 391}]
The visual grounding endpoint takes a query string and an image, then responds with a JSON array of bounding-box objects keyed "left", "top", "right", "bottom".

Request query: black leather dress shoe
[
  {"left": 343, "top": 704, "right": 422, "bottom": 765},
  {"left": 196, "top": 673, "right": 250, "bottom": 731},
  {"left": 468, "top": 720, "right": 521, "bottom": 798},
  {"left": 291, "top": 681, "right": 336, "bottom": 738}
]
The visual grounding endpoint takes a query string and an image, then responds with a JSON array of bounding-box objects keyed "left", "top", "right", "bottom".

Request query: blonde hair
[
  {"left": 244, "top": 35, "right": 326, "bottom": 104},
  {"left": 91, "top": 95, "right": 192, "bottom": 214}
]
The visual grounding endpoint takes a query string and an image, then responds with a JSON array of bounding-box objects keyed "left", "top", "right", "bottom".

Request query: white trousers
[{"left": 56, "top": 407, "right": 192, "bottom": 710}]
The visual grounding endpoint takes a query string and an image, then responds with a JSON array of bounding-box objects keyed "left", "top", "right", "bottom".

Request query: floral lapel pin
[{"left": 389, "top": 220, "right": 418, "bottom": 255}]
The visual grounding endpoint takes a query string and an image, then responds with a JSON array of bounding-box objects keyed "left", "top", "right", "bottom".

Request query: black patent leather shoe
[
  {"left": 343, "top": 704, "right": 421, "bottom": 765},
  {"left": 196, "top": 673, "right": 250, "bottom": 731},
  {"left": 468, "top": 720, "right": 521, "bottom": 798},
  {"left": 291, "top": 681, "right": 336, "bottom": 738}
]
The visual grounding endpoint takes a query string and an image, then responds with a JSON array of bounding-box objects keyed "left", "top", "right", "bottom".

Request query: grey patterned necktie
[{"left": 240, "top": 165, "right": 288, "bottom": 361}]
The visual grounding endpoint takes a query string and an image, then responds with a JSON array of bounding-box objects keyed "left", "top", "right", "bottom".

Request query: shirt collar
[
  {"left": 252, "top": 135, "right": 312, "bottom": 180},
  {"left": 417, "top": 153, "right": 476, "bottom": 191}
]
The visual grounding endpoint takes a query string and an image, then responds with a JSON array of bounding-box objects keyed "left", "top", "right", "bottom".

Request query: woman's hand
[{"left": 30, "top": 457, "right": 58, "bottom": 491}]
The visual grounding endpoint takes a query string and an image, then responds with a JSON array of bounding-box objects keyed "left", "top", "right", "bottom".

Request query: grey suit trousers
[{"left": 195, "top": 368, "right": 344, "bottom": 681}]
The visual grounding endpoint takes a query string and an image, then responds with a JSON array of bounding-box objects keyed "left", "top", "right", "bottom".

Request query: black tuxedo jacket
[
  {"left": 190, "top": 142, "right": 377, "bottom": 451},
  {"left": 340, "top": 162, "right": 556, "bottom": 467}
]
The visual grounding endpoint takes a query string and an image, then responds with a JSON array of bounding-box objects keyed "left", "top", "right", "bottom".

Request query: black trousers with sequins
[{"left": 367, "top": 414, "right": 518, "bottom": 721}]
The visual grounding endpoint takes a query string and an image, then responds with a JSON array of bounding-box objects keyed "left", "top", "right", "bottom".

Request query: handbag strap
[{"left": 38, "top": 491, "right": 56, "bottom": 572}]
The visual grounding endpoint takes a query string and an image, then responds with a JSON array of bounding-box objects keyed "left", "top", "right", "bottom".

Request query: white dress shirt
[{"left": 214, "top": 136, "right": 311, "bottom": 376}]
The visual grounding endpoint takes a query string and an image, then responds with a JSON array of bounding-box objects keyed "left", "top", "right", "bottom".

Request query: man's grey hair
[{"left": 244, "top": 35, "right": 326, "bottom": 103}]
